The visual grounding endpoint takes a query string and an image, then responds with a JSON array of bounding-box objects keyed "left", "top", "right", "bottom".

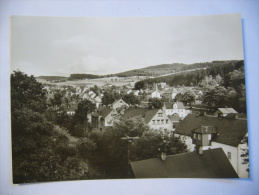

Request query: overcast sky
[{"left": 11, "top": 14, "right": 243, "bottom": 76}]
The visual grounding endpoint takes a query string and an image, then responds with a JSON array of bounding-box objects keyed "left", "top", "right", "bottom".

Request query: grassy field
[{"left": 40, "top": 76, "right": 143, "bottom": 88}]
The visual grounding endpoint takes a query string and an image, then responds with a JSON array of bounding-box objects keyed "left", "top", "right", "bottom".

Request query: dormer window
[
  {"left": 193, "top": 133, "right": 196, "bottom": 139},
  {"left": 198, "top": 134, "right": 201, "bottom": 140}
]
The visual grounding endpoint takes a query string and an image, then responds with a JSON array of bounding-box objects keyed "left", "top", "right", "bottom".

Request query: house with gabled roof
[
  {"left": 130, "top": 148, "right": 238, "bottom": 178},
  {"left": 214, "top": 107, "right": 238, "bottom": 117},
  {"left": 174, "top": 113, "right": 248, "bottom": 178},
  {"left": 163, "top": 102, "right": 191, "bottom": 119},
  {"left": 91, "top": 106, "right": 118, "bottom": 131},
  {"left": 111, "top": 99, "right": 129, "bottom": 110},
  {"left": 123, "top": 107, "right": 173, "bottom": 133}
]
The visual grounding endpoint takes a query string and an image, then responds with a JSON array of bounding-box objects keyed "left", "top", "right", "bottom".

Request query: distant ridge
[{"left": 37, "top": 60, "right": 241, "bottom": 80}]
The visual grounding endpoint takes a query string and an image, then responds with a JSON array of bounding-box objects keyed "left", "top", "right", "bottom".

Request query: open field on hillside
[{"left": 38, "top": 76, "right": 143, "bottom": 88}]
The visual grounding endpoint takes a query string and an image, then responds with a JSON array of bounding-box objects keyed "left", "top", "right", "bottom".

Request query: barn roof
[
  {"left": 130, "top": 148, "right": 238, "bottom": 178},
  {"left": 217, "top": 108, "right": 238, "bottom": 114}
]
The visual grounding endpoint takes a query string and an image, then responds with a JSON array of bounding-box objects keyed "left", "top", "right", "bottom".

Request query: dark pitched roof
[
  {"left": 192, "top": 126, "right": 217, "bottom": 134},
  {"left": 93, "top": 107, "right": 113, "bottom": 118},
  {"left": 175, "top": 114, "right": 247, "bottom": 147},
  {"left": 123, "top": 107, "right": 160, "bottom": 124},
  {"left": 169, "top": 114, "right": 180, "bottom": 122},
  {"left": 164, "top": 102, "right": 174, "bottom": 109},
  {"left": 130, "top": 148, "right": 238, "bottom": 178}
]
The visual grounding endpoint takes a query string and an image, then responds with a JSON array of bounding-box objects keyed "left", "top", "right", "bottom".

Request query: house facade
[
  {"left": 91, "top": 107, "right": 117, "bottom": 131},
  {"left": 174, "top": 114, "right": 249, "bottom": 178},
  {"left": 163, "top": 102, "right": 191, "bottom": 119},
  {"left": 123, "top": 107, "right": 174, "bottom": 133},
  {"left": 111, "top": 99, "right": 129, "bottom": 110}
]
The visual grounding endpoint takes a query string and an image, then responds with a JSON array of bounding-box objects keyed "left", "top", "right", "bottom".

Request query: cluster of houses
[
  {"left": 44, "top": 82, "right": 248, "bottom": 178},
  {"left": 130, "top": 107, "right": 248, "bottom": 178},
  {"left": 91, "top": 98, "right": 191, "bottom": 133}
]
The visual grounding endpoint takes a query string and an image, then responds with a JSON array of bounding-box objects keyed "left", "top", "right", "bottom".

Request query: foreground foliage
[{"left": 11, "top": 71, "right": 96, "bottom": 183}]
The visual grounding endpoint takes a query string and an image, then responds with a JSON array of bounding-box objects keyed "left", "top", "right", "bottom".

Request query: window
[
  {"left": 193, "top": 133, "right": 196, "bottom": 139},
  {"left": 198, "top": 134, "right": 201, "bottom": 140},
  {"left": 227, "top": 152, "right": 231, "bottom": 160},
  {"left": 152, "top": 120, "right": 155, "bottom": 125},
  {"left": 158, "top": 113, "right": 163, "bottom": 117},
  {"left": 157, "top": 120, "right": 160, "bottom": 125},
  {"left": 161, "top": 120, "right": 164, "bottom": 124},
  {"left": 166, "top": 119, "right": 169, "bottom": 124}
]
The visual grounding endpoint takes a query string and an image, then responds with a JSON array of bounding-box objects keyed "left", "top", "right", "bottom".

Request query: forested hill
[
  {"left": 111, "top": 60, "right": 241, "bottom": 77},
  {"left": 112, "top": 63, "right": 187, "bottom": 77},
  {"left": 134, "top": 60, "right": 244, "bottom": 89},
  {"left": 68, "top": 74, "right": 103, "bottom": 80}
]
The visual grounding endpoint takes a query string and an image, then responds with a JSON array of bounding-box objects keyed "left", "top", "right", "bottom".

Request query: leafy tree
[
  {"left": 181, "top": 90, "right": 196, "bottom": 108},
  {"left": 49, "top": 91, "right": 64, "bottom": 110},
  {"left": 86, "top": 116, "right": 188, "bottom": 178},
  {"left": 131, "top": 131, "right": 188, "bottom": 161},
  {"left": 122, "top": 93, "right": 141, "bottom": 105},
  {"left": 74, "top": 99, "right": 96, "bottom": 123},
  {"left": 101, "top": 90, "right": 121, "bottom": 106},
  {"left": 11, "top": 71, "right": 94, "bottom": 183},
  {"left": 237, "top": 84, "right": 247, "bottom": 113},
  {"left": 70, "top": 99, "right": 96, "bottom": 136},
  {"left": 148, "top": 98, "right": 164, "bottom": 109},
  {"left": 11, "top": 71, "right": 47, "bottom": 112},
  {"left": 76, "top": 137, "right": 97, "bottom": 159}
]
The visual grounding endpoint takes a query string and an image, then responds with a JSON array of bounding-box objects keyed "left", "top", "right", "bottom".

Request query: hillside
[
  {"left": 111, "top": 61, "right": 238, "bottom": 77},
  {"left": 111, "top": 63, "right": 187, "bottom": 77},
  {"left": 37, "top": 76, "right": 68, "bottom": 82},
  {"left": 134, "top": 60, "right": 244, "bottom": 89}
]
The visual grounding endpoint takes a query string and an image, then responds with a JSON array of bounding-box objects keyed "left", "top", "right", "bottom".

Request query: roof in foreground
[
  {"left": 130, "top": 148, "right": 238, "bottom": 178},
  {"left": 175, "top": 114, "right": 247, "bottom": 147}
]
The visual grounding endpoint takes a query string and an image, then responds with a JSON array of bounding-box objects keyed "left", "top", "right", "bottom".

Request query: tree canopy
[{"left": 11, "top": 71, "right": 95, "bottom": 183}]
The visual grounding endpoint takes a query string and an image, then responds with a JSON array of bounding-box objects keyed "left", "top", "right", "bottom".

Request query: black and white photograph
[{"left": 10, "top": 14, "right": 249, "bottom": 183}]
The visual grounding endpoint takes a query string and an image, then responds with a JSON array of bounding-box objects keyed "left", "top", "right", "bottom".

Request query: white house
[
  {"left": 123, "top": 107, "right": 174, "bottom": 133},
  {"left": 111, "top": 99, "right": 129, "bottom": 110},
  {"left": 163, "top": 102, "right": 191, "bottom": 119},
  {"left": 174, "top": 113, "right": 249, "bottom": 178}
]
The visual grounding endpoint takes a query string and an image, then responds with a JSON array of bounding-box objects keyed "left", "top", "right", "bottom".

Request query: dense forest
[
  {"left": 68, "top": 74, "right": 103, "bottom": 80},
  {"left": 135, "top": 60, "right": 244, "bottom": 89}
]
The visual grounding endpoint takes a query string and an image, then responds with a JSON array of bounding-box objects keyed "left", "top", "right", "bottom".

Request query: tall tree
[
  {"left": 11, "top": 71, "right": 92, "bottom": 183},
  {"left": 148, "top": 98, "right": 164, "bottom": 109}
]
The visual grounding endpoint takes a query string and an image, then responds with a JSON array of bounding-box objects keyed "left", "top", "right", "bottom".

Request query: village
[{"left": 40, "top": 75, "right": 248, "bottom": 179}]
